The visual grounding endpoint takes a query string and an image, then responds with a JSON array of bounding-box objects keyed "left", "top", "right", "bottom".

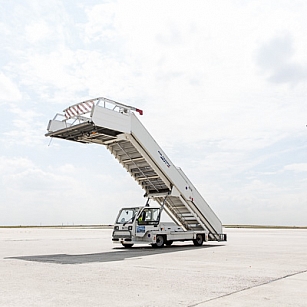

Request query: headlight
[
  {"left": 114, "top": 226, "right": 119, "bottom": 230},
  {"left": 128, "top": 226, "right": 132, "bottom": 230}
]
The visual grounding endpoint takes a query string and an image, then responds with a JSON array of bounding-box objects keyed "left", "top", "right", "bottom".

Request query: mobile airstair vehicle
[{"left": 46, "top": 97, "right": 227, "bottom": 247}]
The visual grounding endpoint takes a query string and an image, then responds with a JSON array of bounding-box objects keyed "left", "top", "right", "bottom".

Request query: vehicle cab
[{"left": 112, "top": 206, "right": 162, "bottom": 247}]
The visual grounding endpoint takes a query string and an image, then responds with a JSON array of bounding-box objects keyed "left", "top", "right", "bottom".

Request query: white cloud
[
  {"left": 0, "top": 154, "right": 145, "bottom": 225},
  {"left": 25, "top": 20, "right": 52, "bottom": 43},
  {"left": 256, "top": 33, "right": 307, "bottom": 85},
  {"left": 2, "top": 105, "right": 45, "bottom": 147},
  {"left": 0, "top": 156, "right": 34, "bottom": 172},
  {"left": 1, "top": 0, "right": 307, "bottom": 226},
  {"left": 0, "top": 72, "right": 22, "bottom": 103},
  {"left": 82, "top": 2, "right": 118, "bottom": 42},
  {"left": 18, "top": 48, "right": 84, "bottom": 91},
  {"left": 70, "top": 0, "right": 307, "bottom": 153},
  {"left": 284, "top": 163, "right": 307, "bottom": 172}
]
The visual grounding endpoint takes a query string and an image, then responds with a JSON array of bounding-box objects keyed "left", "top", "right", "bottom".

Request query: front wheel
[
  {"left": 152, "top": 235, "right": 165, "bottom": 248},
  {"left": 193, "top": 234, "right": 204, "bottom": 246}
]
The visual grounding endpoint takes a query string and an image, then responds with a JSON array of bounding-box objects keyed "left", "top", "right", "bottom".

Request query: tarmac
[{"left": 0, "top": 227, "right": 306, "bottom": 307}]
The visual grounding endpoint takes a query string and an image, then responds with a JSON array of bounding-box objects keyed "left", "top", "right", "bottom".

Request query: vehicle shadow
[{"left": 6, "top": 244, "right": 224, "bottom": 265}]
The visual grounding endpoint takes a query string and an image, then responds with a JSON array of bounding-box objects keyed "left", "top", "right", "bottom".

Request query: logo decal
[
  {"left": 158, "top": 150, "right": 171, "bottom": 168},
  {"left": 137, "top": 226, "right": 145, "bottom": 233}
]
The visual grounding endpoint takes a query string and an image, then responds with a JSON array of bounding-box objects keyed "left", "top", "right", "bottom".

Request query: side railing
[
  {"left": 63, "top": 97, "right": 143, "bottom": 119},
  {"left": 50, "top": 97, "right": 143, "bottom": 130}
]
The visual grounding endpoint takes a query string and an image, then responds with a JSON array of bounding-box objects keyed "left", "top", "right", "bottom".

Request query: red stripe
[
  {"left": 82, "top": 103, "right": 90, "bottom": 112},
  {"left": 84, "top": 101, "right": 92, "bottom": 109},
  {"left": 64, "top": 101, "right": 95, "bottom": 118},
  {"left": 66, "top": 109, "right": 74, "bottom": 117},
  {"left": 72, "top": 106, "right": 79, "bottom": 114},
  {"left": 77, "top": 105, "right": 83, "bottom": 113}
]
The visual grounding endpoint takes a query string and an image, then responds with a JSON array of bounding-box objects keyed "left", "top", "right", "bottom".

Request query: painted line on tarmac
[{"left": 188, "top": 269, "right": 307, "bottom": 307}]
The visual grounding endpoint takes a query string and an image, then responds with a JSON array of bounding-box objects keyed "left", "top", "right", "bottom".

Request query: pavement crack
[{"left": 187, "top": 269, "right": 307, "bottom": 307}]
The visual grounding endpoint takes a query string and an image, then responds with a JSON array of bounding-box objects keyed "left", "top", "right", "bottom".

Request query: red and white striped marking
[{"left": 64, "top": 100, "right": 95, "bottom": 119}]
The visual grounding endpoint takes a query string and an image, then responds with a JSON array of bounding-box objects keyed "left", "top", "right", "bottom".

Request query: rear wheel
[
  {"left": 193, "top": 234, "right": 204, "bottom": 246},
  {"left": 152, "top": 235, "right": 165, "bottom": 248},
  {"left": 121, "top": 243, "right": 134, "bottom": 248}
]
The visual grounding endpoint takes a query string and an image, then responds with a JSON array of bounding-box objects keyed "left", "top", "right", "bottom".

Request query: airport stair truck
[{"left": 46, "top": 97, "right": 227, "bottom": 248}]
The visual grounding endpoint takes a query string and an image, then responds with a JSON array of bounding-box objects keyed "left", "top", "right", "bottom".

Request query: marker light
[{"left": 136, "top": 108, "right": 143, "bottom": 115}]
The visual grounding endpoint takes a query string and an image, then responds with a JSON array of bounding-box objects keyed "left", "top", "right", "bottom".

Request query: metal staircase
[
  {"left": 107, "top": 139, "right": 169, "bottom": 194},
  {"left": 46, "top": 97, "right": 225, "bottom": 241}
]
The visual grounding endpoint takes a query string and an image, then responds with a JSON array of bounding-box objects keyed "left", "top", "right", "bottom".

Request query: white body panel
[
  {"left": 92, "top": 106, "right": 131, "bottom": 134},
  {"left": 47, "top": 118, "right": 71, "bottom": 132}
]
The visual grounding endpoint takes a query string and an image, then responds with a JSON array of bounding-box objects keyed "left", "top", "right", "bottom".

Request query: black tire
[
  {"left": 152, "top": 235, "right": 165, "bottom": 248},
  {"left": 121, "top": 243, "right": 134, "bottom": 248},
  {"left": 193, "top": 234, "right": 204, "bottom": 246},
  {"left": 165, "top": 240, "right": 173, "bottom": 246}
]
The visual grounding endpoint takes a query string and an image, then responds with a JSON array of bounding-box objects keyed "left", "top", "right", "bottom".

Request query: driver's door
[{"left": 135, "top": 208, "right": 160, "bottom": 237}]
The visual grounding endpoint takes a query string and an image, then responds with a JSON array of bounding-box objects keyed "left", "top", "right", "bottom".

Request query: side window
[
  {"left": 138, "top": 208, "right": 160, "bottom": 225},
  {"left": 148, "top": 208, "right": 159, "bottom": 221}
]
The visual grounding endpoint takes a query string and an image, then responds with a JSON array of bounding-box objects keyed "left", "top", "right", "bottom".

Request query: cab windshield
[{"left": 116, "top": 208, "right": 139, "bottom": 224}]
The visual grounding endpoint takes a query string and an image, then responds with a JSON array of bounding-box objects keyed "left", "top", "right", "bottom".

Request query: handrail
[{"left": 63, "top": 97, "right": 143, "bottom": 120}]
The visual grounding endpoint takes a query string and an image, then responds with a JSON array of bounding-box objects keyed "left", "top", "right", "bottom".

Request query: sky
[{"left": 0, "top": 0, "right": 306, "bottom": 226}]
